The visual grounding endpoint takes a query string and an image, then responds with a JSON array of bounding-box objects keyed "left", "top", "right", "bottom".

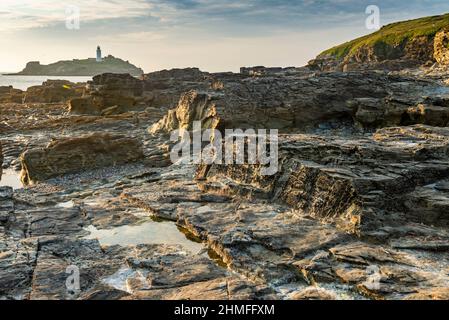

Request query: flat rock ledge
[{"left": 20, "top": 133, "right": 144, "bottom": 185}]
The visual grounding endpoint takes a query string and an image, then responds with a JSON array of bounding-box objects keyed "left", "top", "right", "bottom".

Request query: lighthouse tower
[{"left": 96, "top": 46, "right": 102, "bottom": 62}]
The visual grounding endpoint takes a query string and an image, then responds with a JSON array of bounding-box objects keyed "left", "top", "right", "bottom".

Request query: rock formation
[
  {"left": 197, "top": 125, "right": 449, "bottom": 234},
  {"left": 23, "top": 80, "right": 84, "bottom": 103},
  {"left": 68, "top": 69, "right": 216, "bottom": 117},
  {"left": 0, "top": 86, "right": 23, "bottom": 103},
  {"left": 68, "top": 73, "right": 144, "bottom": 116},
  {"left": 434, "top": 29, "right": 449, "bottom": 65},
  {"left": 309, "top": 13, "right": 449, "bottom": 71},
  {"left": 20, "top": 133, "right": 144, "bottom": 185},
  {"left": 0, "top": 140, "right": 3, "bottom": 180},
  {"left": 142, "top": 68, "right": 211, "bottom": 109},
  {"left": 150, "top": 90, "right": 221, "bottom": 134},
  {"left": 240, "top": 66, "right": 296, "bottom": 76},
  {"left": 151, "top": 71, "right": 449, "bottom": 134}
]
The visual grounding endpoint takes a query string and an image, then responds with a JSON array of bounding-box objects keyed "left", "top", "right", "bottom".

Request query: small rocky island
[
  {"left": 1, "top": 14, "right": 449, "bottom": 300},
  {"left": 8, "top": 47, "right": 143, "bottom": 77}
]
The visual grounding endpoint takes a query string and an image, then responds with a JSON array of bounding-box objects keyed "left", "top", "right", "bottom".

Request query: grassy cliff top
[{"left": 320, "top": 13, "right": 449, "bottom": 59}]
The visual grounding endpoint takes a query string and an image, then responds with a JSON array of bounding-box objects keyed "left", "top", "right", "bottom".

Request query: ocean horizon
[{"left": 0, "top": 74, "right": 92, "bottom": 90}]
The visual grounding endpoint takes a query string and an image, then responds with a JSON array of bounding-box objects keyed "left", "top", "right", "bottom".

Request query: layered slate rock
[
  {"left": 0, "top": 185, "right": 14, "bottom": 223},
  {"left": 68, "top": 69, "right": 213, "bottom": 116},
  {"left": 150, "top": 71, "right": 449, "bottom": 134},
  {"left": 142, "top": 68, "right": 211, "bottom": 109},
  {"left": 69, "top": 73, "right": 144, "bottom": 116},
  {"left": 0, "top": 86, "right": 23, "bottom": 103},
  {"left": 0, "top": 140, "right": 3, "bottom": 180},
  {"left": 197, "top": 125, "right": 449, "bottom": 235},
  {"left": 122, "top": 161, "right": 449, "bottom": 300},
  {"left": 20, "top": 133, "right": 144, "bottom": 185},
  {"left": 350, "top": 96, "right": 449, "bottom": 128},
  {"left": 149, "top": 90, "right": 222, "bottom": 134},
  {"left": 434, "top": 29, "right": 449, "bottom": 65},
  {"left": 0, "top": 161, "right": 273, "bottom": 300},
  {"left": 23, "top": 80, "right": 84, "bottom": 103}
]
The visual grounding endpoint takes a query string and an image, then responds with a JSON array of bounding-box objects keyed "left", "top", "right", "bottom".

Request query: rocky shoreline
[{"left": 1, "top": 66, "right": 449, "bottom": 300}]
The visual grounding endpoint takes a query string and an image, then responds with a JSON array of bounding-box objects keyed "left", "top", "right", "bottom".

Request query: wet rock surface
[{"left": 1, "top": 67, "right": 449, "bottom": 300}]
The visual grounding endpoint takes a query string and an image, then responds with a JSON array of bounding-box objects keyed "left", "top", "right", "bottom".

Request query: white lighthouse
[{"left": 96, "top": 46, "right": 102, "bottom": 62}]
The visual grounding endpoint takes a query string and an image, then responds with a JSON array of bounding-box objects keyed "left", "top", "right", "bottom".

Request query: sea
[{"left": 0, "top": 74, "right": 92, "bottom": 90}]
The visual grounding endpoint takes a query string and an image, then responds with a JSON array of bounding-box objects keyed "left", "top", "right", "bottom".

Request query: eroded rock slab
[{"left": 20, "top": 133, "right": 144, "bottom": 185}]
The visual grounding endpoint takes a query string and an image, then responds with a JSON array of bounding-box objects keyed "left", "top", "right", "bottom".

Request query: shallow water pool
[
  {"left": 83, "top": 219, "right": 204, "bottom": 254},
  {"left": 0, "top": 169, "right": 23, "bottom": 189}
]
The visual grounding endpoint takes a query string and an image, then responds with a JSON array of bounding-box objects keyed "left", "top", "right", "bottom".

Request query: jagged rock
[
  {"left": 351, "top": 98, "right": 449, "bottom": 128},
  {"left": 0, "top": 187, "right": 12, "bottom": 201},
  {"left": 0, "top": 86, "right": 23, "bottom": 103},
  {"left": 401, "top": 180, "right": 449, "bottom": 227},
  {"left": 23, "top": 80, "right": 84, "bottom": 103},
  {"left": 0, "top": 237, "right": 38, "bottom": 299},
  {"left": 405, "top": 287, "right": 449, "bottom": 300},
  {"left": 240, "top": 66, "right": 297, "bottom": 76},
  {"left": 149, "top": 90, "right": 221, "bottom": 134},
  {"left": 90, "top": 73, "right": 143, "bottom": 97},
  {"left": 68, "top": 73, "right": 144, "bottom": 115},
  {"left": 150, "top": 71, "right": 448, "bottom": 134},
  {"left": 0, "top": 140, "right": 3, "bottom": 179},
  {"left": 406, "top": 104, "right": 449, "bottom": 127},
  {"left": 68, "top": 94, "right": 139, "bottom": 116},
  {"left": 29, "top": 238, "right": 119, "bottom": 300},
  {"left": 434, "top": 29, "right": 449, "bottom": 65},
  {"left": 20, "top": 133, "right": 144, "bottom": 185},
  {"left": 0, "top": 186, "right": 14, "bottom": 222},
  {"left": 121, "top": 162, "right": 449, "bottom": 300},
  {"left": 290, "top": 287, "right": 337, "bottom": 300},
  {"left": 142, "top": 68, "right": 211, "bottom": 109},
  {"left": 130, "top": 277, "right": 264, "bottom": 300},
  {"left": 143, "top": 68, "right": 207, "bottom": 84},
  {"left": 68, "top": 96, "right": 104, "bottom": 115},
  {"left": 123, "top": 165, "right": 349, "bottom": 287},
  {"left": 197, "top": 125, "right": 449, "bottom": 234}
]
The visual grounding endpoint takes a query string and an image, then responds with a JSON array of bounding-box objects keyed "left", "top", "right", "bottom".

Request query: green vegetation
[{"left": 320, "top": 13, "right": 449, "bottom": 59}]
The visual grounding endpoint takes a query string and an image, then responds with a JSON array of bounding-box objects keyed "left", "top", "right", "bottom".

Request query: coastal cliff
[{"left": 309, "top": 13, "right": 449, "bottom": 71}]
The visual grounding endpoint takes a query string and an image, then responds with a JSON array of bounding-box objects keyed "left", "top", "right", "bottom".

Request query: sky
[{"left": 1, "top": 0, "right": 449, "bottom": 73}]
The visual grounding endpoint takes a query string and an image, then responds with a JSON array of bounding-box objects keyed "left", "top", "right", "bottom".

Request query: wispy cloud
[
  {"left": 2, "top": 0, "right": 449, "bottom": 33},
  {"left": 1, "top": 0, "right": 449, "bottom": 72},
  {"left": 0, "top": 0, "right": 154, "bottom": 31}
]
